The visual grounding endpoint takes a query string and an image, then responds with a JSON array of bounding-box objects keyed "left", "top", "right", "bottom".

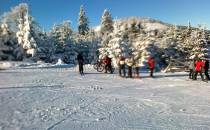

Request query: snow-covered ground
[{"left": 0, "top": 63, "right": 210, "bottom": 130}]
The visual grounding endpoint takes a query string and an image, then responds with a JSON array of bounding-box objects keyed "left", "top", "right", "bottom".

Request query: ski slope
[{"left": 0, "top": 63, "right": 210, "bottom": 130}]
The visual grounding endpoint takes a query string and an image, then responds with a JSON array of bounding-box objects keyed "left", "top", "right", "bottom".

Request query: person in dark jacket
[
  {"left": 126, "top": 56, "right": 134, "bottom": 78},
  {"left": 188, "top": 59, "right": 195, "bottom": 79},
  {"left": 103, "top": 55, "right": 113, "bottom": 73},
  {"left": 77, "top": 53, "right": 84, "bottom": 75},
  {"left": 204, "top": 59, "right": 210, "bottom": 80},
  {"left": 118, "top": 55, "right": 126, "bottom": 77}
]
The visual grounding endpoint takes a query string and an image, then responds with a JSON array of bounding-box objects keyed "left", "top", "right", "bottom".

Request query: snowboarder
[
  {"left": 118, "top": 55, "right": 126, "bottom": 77},
  {"left": 77, "top": 53, "right": 84, "bottom": 75},
  {"left": 126, "top": 55, "right": 134, "bottom": 78},
  {"left": 188, "top": 59, "right": 195, "bottom": 79},
  {"left": 204, "top": 59, "right": 210, "bottom": 80},
  {"left": 193, "top": 59, "right": 204, "bottom": 80},
  {"left": 103, "top": 55, "right": 113, "bottom": 73},
  {"left": 147, "top": 57, "right": 155, "bottom": 77}
]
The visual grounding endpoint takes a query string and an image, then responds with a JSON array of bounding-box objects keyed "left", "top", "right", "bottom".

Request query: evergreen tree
[
  {"left": 50, "top": 21, "right": 75, "bottom": 63},
  {"left": 190, "top": 25, "right": 209, "bottom": 59},
  {"left": 99, "top": 22, "right": 133, "bottom": 66},
  {"left": 100, "top": 9, "right": 113, "bottom": 36},
  {"left": 78, "top": 5, "right": 89, "bottom": 36},
  {"left": 16, "top": 4, "right": 37, "bottom": 58},
  {"left": 178, "top": 22, "right": 194, "bottom": 59},
  {"left": 161, "top": 25, "right": 181, "bottom": 60}
]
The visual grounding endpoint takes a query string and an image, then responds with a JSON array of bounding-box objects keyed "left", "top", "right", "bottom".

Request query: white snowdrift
[{"left": 0, "top": 62, "right": 16, "bottom": 69}]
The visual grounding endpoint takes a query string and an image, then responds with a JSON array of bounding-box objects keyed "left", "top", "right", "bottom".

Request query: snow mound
[
  {"left": 0, "top": 62, "right": 14, "bottom": 69},
  {"left": 56, "top": 59, "right": 65, "bottom": 65}
]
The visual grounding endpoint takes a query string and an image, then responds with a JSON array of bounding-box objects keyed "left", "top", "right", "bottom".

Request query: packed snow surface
[{"left": 0, "top": 63, "right": 210, "bottom": 130}]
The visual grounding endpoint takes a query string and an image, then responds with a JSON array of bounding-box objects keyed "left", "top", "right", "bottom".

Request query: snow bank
[{"left": 0, "top": 62, "right": 14, "bottom": 69}]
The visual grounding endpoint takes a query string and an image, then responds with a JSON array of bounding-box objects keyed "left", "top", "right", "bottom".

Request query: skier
[
  {"left": 204, "top": 59, "right": 210, "bottom": 80},
  {"left": 126, "top": 55, "right": 134, "bottom": 78},
  {"left": 103, "top": 55, "right": 113, "bottom": 73},
  {"left": 77, "top": 53, "right": 84, "bottom": 75},
  {"left": 193, "top": 59, "right": 204, "bottom": 80},
  {"left": 147, "top": 57, "right": 155, "bottom": 77},
  {"left": 188, "top": 59, "right": 195, "bottom": 79},
  {"left": 118, "top": 55, "right": 126, "bottom": 77}
]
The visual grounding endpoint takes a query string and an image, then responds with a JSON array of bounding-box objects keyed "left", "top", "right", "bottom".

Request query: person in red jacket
[
  {"left": 103, "top": 55, "right": 112, "bottom": 73},
  {"left": 147, "top": 57, "right": 155, "bottom": 77},
  {"left": 193, "top": 59, "right": 204, "bottom": 80}
]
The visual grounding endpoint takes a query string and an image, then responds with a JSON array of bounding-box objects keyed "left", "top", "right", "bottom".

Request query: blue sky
[{"left": 1, "top": 0, "right": 210, "bottom": 31}]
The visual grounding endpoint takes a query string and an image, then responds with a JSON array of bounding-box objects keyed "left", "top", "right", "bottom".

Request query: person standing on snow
[
  {"left": 77, "top": 53, "right": 84, "bottom": 75},
  {"left": 118, "top": 55, "right": 126, "bottom": 77},
  {"left": 147, "top": 57, "right": 155, "bottom": 77},
  {"left": 193, "top": 59, "right": 204, "bottom": 80},
  {"left": 133, "top": 59, "right": 141, "bottom": 79},
  {"left": 188, "top": 59, "right": 195, "bottom": 79},
  {"left": 103, "top": 55, "right": 113, "bottom": 73},
  {"left": 204, "top": 59, "right": 210, "bottom": 80},
  {"left": 126, "top": 55, "right": 134, "bottom": 78}
]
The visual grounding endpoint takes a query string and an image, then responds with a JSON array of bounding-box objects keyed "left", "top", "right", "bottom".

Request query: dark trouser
[
  {"left": 105, "top": 64, "right": 112, "bottom": 73},
  {"left": 150, "top": 68, "right": 154, "bottom": 77},
  {"left": 135, "top": 67, "right": 140, "bottom": 77},
  {"left": 194, "top": 71, "right": 204, "bottom": 80},
  {"left": 119, "top": 64, "right": 126, "bottom": 77},
  {"left": 128, "top": 66, "right": 132, "bottom": 78},
  {"left": 189, "top": 69, "right": 194, "bottom": 79},
  {"left": 79, "top": 63, "right": 84, "bottom": 74},
  {"left": 204, "top": 69, "right": 210, "bottom": 80}
]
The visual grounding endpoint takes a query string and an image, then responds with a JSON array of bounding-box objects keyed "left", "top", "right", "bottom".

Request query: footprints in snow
[{"left": 90, "top": 85, "right": 103, "bottom": 91}]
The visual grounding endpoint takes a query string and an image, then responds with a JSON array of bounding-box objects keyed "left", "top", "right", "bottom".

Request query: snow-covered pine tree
[
  {"left": 0, "top": 20, "right": 26, "bottom": 61},
  {"left": 78, "top": 5, "right": 89, "bottom": 36},
  {"left": 85, "top": 29, "right": 100, "bottom": 63},
  {"left": 135, "top": 28, "right": 162, "bottom": 69},
  {"left": 16, "top": 4, "right": 37, "bottom": 58},
  {"left": 50, "top": 21, "right": 75, "bottom": 63},
  {"left": 177, "top": 22, "right": 195, "bottom": 60},
  {"left": 127, "top": 18, "right": 140, "bottom": 42},
  {"left": 161, "top": 25, "right": 181, "bottom": 60},
  {"left": 99, "top": 9, "right": 114, "bottom": 51},
  {"left": 100, "top": 9, "right": 114, "bottom": 36},
  {"left": 0, "top": 23, "right": 16, "bottom": 60},
  {"left": 99, "top": 21, "right": 133, "bottom": 66},
  {"left": 190, "top": 25, "right": 209, "bottom": 59},
  {"left": 99, "top": 9, "right": 115, "bottom": 62}
]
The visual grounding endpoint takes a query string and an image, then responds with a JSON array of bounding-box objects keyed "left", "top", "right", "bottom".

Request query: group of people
[
  {"left": 189, "top": 59, "right": 210, "bottom": 81},
  {"left": 77, "top": 53, "right": 210, "bottom": 82},
  {"left": 76, "top": 53, "right": 155, "bottom": 78},
  {"left": 117, "top": 55, "right": 155, "bottom": 78}
]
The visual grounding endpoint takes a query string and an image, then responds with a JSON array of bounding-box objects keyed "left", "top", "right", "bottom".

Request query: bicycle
[
  {"left": 93, "top": 60, "right": 115, "bottom": 73},
  {"left": 93, "top": 60, "right": 105, "bottom": 72}
]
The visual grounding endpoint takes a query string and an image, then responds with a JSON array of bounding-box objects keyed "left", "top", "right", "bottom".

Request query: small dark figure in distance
[
  {"left": 204, "top": 59, "right": 210, "bottom": 80},
  {"left": 148, "top": 57, "right": 155, "bottom": 77},
  {"left": 118, "top": 55, "right": 126, "bottom": 77},
  {"left": 193, "top": 59, "right": 204, "bottom": 80},
  {"left": 188, "top": 59, "right": 195, "bottom": 79},
  {"left": 134, "top": 60, "right": 141, "bottom": 79},
  {"left": 77, "top": 53, "right": 84, "bottom": 75}
]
